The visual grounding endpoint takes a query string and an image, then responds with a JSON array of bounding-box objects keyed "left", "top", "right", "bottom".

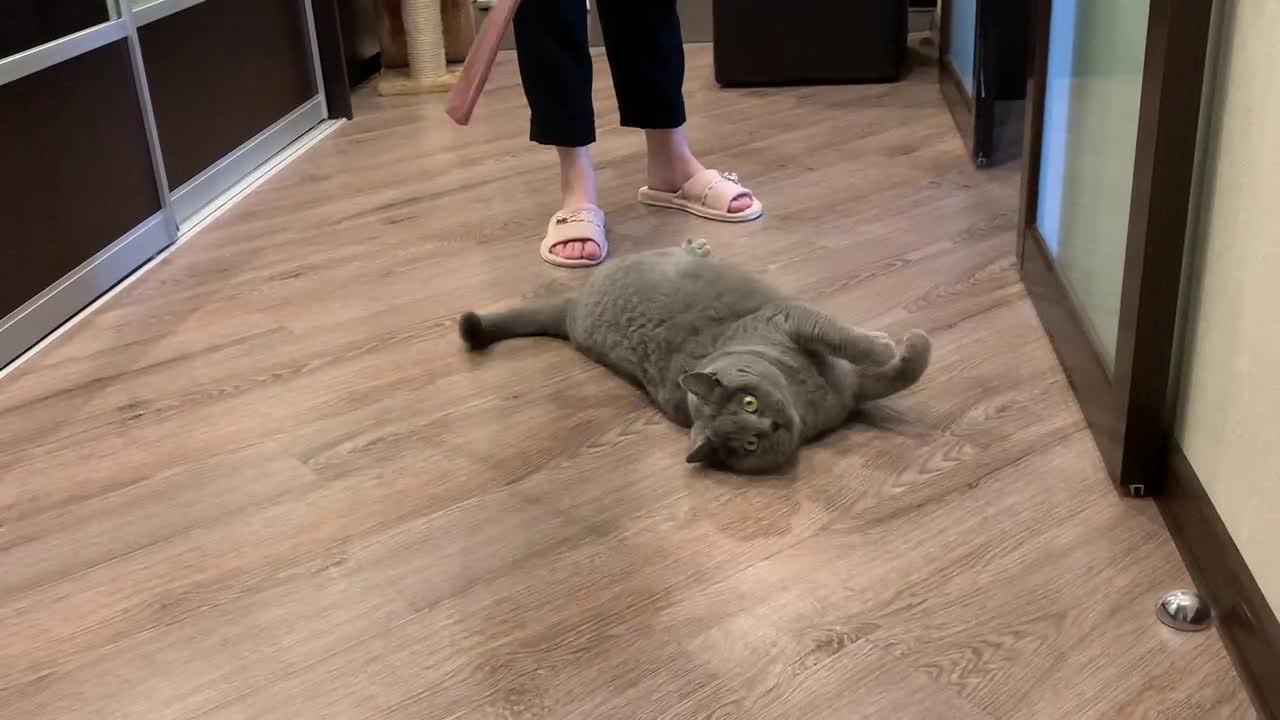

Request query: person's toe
[
  {"left": 551, "top": 240, "right": 601, "bottom": 261},
  {"left": 557, "top": 241, "right": 583, "bottom": 260},
  {"left": 728, "top": 192, "right": 754, "bottom": 214}
]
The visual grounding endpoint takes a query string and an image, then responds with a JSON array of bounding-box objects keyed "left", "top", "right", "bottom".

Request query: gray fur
[{"left": 459, "top": 239, "right": 931, "bottom": 473}]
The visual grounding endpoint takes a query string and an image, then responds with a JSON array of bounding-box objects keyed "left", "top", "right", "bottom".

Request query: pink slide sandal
[
  {"left": 637, "top": 169, "right": 763, "bottom": 223},
  {"left": 540, "top": 205, "right": 608, "bottom": 268}
]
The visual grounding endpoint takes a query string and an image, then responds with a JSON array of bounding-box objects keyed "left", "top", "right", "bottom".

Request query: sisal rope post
[
  {"left": 378, "top": 0, "right": 460, "bottom": 95},
  {"left": 404, "top": 0, "right": 446, "bottom": 81}
]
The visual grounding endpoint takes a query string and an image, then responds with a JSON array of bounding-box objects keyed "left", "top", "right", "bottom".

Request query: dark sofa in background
[{"left": 712, "top": 0, "right": 909, "bottom": 87}]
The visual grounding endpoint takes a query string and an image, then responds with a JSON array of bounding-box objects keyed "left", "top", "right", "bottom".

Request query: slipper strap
[
  {"left": 540, "top": 204, "right": 608, "bottom": 268},
  {"left": 678, "top": 169, "right": 751, "bottom": 213},
  {"left": 551, "top": 206, "right": 605, "bottom": 231}
]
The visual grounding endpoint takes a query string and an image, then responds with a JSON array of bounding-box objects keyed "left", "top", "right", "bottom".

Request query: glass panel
[
  {"left": 947, "top": 0, "right": 978, "bottom": 95},
  {"left": 1035, "top": 0, "right": 1150, "bottom": 370},
  {"left": 0, "top": 1, "right": 117, "bottom": 61}
]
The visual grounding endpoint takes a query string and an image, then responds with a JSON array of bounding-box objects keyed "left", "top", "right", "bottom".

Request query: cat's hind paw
[
  {"left": 682, "top": 238, "right": 712, "bottom": 258},
  {"left": 866, "top": 332, "right": 897, "bottom": 366}
]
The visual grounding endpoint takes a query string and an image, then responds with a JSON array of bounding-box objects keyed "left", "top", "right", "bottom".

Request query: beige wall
[{"left": 1175, "top": 0, "right": 1280, "bottom": 613}]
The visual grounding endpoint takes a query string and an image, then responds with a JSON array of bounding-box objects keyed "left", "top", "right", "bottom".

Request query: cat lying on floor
[{"left": 458, "top": 239, "right": 930, "bottom": 473}]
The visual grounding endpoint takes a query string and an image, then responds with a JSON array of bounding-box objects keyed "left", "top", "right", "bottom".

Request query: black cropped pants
[{"left": 513, "top": 0, "right": 687, "bottom": 147}]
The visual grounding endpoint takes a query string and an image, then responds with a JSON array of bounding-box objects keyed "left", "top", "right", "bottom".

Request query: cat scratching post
[{"left": 377, "top": 0, "right": 463, "bottom": 95}]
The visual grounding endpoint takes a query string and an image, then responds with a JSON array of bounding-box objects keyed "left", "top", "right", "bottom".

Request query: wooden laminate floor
[{"left": 0, "top": 46, "right": 1254, "bottom": 719}]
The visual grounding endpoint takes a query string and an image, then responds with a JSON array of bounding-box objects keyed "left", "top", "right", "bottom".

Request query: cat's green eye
[
  {"left": 742, "top": 395, "right": 759, "bottom": 413},
  {"left": 743, "top": 436, "right": 759, "bottom": 452}
]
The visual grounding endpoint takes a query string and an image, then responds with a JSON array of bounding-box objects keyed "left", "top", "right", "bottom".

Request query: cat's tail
[
  {"left": 856, "top": 330, "right": 932, "bottom": 402},
  {"left": 459, "top": 299, "right": 571, "bottom": 351}
]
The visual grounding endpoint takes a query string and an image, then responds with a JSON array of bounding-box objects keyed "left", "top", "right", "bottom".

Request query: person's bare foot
[
  {"left": 644, "top": 127, "right": 754, "bottom": 214},
  {"left": 549, "top": 146, "right": 603, "bottom": 262}
]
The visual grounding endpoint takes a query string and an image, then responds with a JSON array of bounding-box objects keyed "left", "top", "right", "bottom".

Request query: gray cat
[{"left": 458, "top": 239, "right": 931, "bottom": 473}]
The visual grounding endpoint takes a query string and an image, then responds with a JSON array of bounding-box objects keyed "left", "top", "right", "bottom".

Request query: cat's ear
[
  {"left": 686, "top": 427, "right": 716, "bottom": 465},
  {"left": 686, "top": 440, "right": 715, "bottom": 464},
  {"left": 680, "top": 372, "right": 723, "bottom": 403}
]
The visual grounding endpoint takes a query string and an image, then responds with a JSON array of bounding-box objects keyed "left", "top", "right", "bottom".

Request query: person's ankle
[
  {"left": 644, "top": 129, "right": 704, "bottom": 192},
  {"left": 649, "top": 163, "right": 699, "bottom": 193},
  {"left": 646, "top": 153, "right": 704, "bottom": 193},
  {"left": 557, "top": 145, "right": 599, "bottom": 209},
  {"left": 562, "top": 193, "right": 598, "bottom": 211}
]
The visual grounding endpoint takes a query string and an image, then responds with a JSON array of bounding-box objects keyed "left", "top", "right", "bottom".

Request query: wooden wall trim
[{"left": 1158, "top": 443, "right": 1280, "bottom": 719}]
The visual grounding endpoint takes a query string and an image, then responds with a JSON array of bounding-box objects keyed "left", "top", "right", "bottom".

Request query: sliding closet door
[
  {"left": 1018, "top": 0, "right": 1214, "bottom": 495},
  {"left": 132, "top": 0, "right": 327, "bottom": 224},
  {"left": 1034, "top": 0, "right": 1150, "bottom": 368},
  {"left": 1, "top": 40, "right": 162, "bottom": 318},
  {"left": 2, "top": 0, "right": 346, "bottom": 369},
  {"left": 0, "top": 3, "right": 173, "bottom": 368}
]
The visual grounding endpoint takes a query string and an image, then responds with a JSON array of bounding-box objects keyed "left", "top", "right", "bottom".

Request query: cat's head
[{"left": 680, "top": 357, "right": 801, "bottom": 474}]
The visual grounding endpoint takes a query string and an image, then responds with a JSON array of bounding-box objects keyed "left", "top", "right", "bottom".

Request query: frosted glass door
[{"left": 1035, "top": 0, "right": 1151, "bottom": 370}]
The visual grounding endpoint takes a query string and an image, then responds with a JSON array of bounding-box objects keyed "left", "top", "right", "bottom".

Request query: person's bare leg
[
  {"left": 551, "top": 145, "right": 602, "bottom": 261},
  {"left": 644, "top": 127, "right": 753, "bottom": 214}
]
